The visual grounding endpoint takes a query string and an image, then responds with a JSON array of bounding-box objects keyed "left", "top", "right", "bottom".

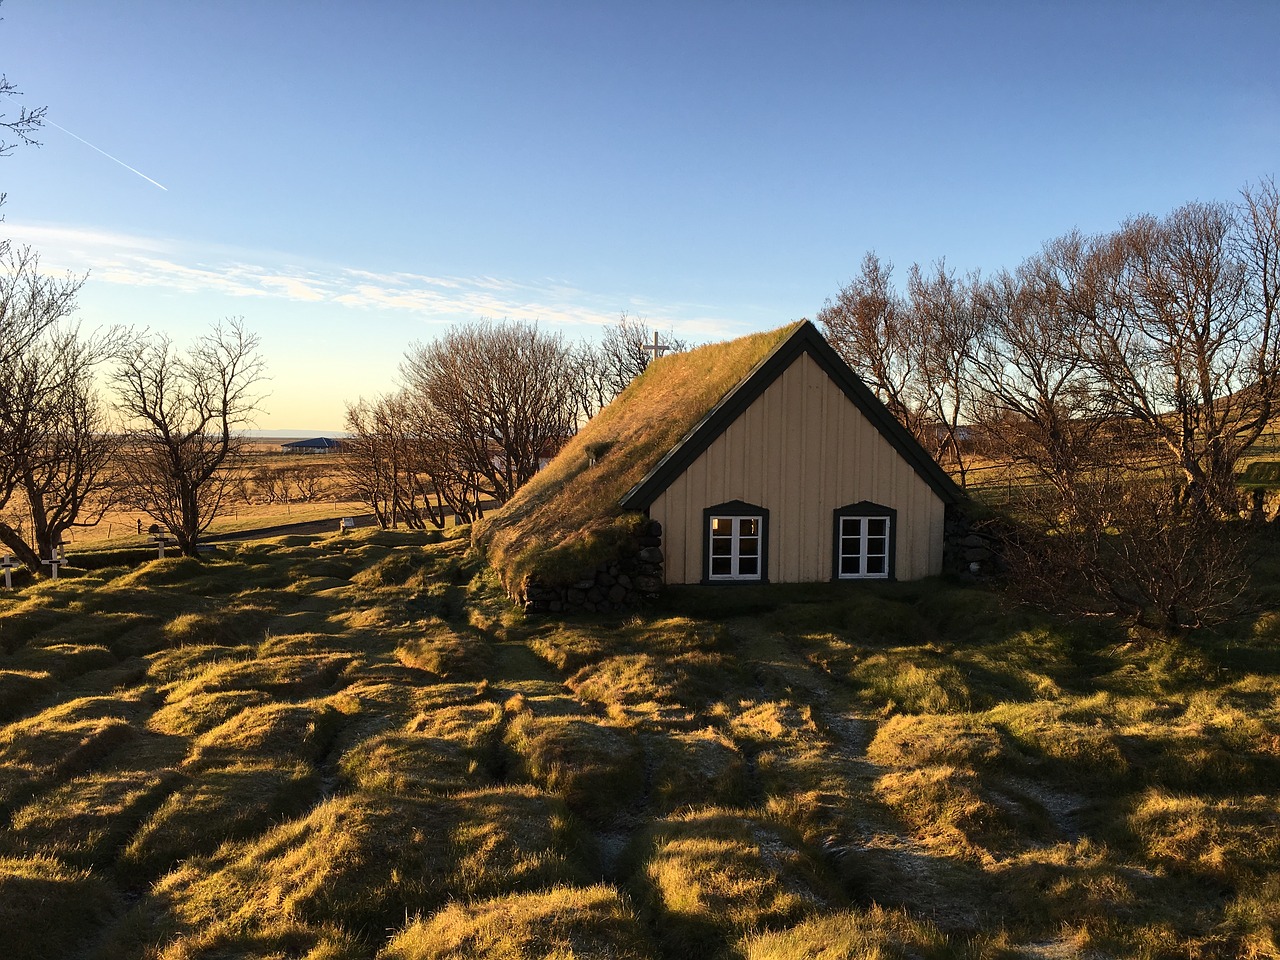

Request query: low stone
[
  {"left": 961, "top": 534, "right": 989, "bottom": 548},
  {"left": 635, "top": 575, "right": 662, "bottom": 592},
  {"left": 616, "top": 574, "right": 632, "bottom": 589},
  {"left": 598, "top": 572, "right": 616, "bottom": 587},
  {"left": 608, "top": 584, "right": 627, "bottom": 603},
  {"left": 567, "top": 588, "right": 586, "bottom": 604},
  {"left": 587, "top": 587, "right": 605, "bottom": 604},
  {"left": 639, "top": 547, "right": 664, "bottom": 564},
  {"left": 549, "top": 600, "right": 564, "bottom": 612},
  {"left": 574, "top": 579, "right": 596, "bottom": 590},
  {"left": 637, "top": 535, "right": 662, "bottom": 548}
]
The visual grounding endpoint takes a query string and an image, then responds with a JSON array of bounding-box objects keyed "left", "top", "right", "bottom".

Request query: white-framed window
[
  {"left": 704, "top": 501, "right": 768, "bottom": 582},
  {"left": 833, "top": 502, "right": 895, "bottom": 580}
]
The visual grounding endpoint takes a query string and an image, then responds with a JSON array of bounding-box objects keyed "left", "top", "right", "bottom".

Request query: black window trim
[
  {"left": 702, "top": 499, "right": 770, "bottom": 585},
  {"left": 832, "top": 500, "right": 897, "bottom": 581}
]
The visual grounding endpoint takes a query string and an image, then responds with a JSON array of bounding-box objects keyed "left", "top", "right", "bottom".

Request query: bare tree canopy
[
  {"left": 0, "top": 249, "right": 120, "bottom": 573},
  {"left": 401, "top": 320, "right": 578, "bottom": 504},
  {"left": 819, "top": 253, "right": 985, "bottom": 485},
  {"left": 111, "top": 319, "right": 267, "bottom": 557},
  {"left": 571, "top": 313, "right": 690, "bottom": 421},
  {"left": 1068, "top": 184, "right": 1280, "bottom": 513}
]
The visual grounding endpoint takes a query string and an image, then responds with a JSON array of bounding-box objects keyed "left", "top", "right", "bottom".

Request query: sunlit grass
[{"left": 0, "top": 524, "right": 1278, "bottom": 957}]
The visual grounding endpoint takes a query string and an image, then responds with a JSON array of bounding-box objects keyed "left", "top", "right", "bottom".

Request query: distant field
[{"left": 64, "top": 499, "right": 369, "bottom": 550}]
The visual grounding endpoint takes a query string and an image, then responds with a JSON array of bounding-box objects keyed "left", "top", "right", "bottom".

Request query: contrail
[{"left": 46, "top": 119, "right": 168, "bottom": 192}]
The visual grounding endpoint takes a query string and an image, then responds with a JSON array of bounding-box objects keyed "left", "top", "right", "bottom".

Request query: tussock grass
[
  {"left": 122, "top": 762, "right": 317, "bottom": 879},
  {"left": 739, "top": 905, "right": 948, "bottom": 960},
  {"left": 164, "top": 652, "right": 354, "bottom": 701},
  {"left": 381, "top": 885, "right": 657, "bottom": 960},
  {"left": 342, "top": 702, "right": 503, "bottom": 795},
  {"left": 635, "top": 808, "right": 837, "bottom": 956},
  {"left": 148, "top": 786, "right": 589, "bottom": 941},
  {"left": 396, "top": 619, "right": 492, "bottom": 679},
  {"left": 0, "top": 704, "right": 137, "bottom": 811},
  {"left": 0, "top": 669, "right": 54, "bottom": 721},
  {"left": 504, "top": 712, "right": 645, "bottom": 824},
  {"left": 3, "top": 524, "right": 1280, "bottom": 956},
  {"left": 162, "top": 605, "right": 273, "bottom": 647},
  {"left": 646, "top": 728, "right": 748, "bottom": 814},
  {"left": 0, "top": 855, "right": 118, "bottom": 960},
  {"left": 4, "top": 769, "right": 182, "bottom": 867},
  {"left": 187, "top": 700, "right": 347, "bottom": 767}
]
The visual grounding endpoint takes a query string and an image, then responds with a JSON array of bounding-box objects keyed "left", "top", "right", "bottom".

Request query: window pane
[
  {"left": 741, "top": 518, "right": 759, "bottom": 536},
  {"left": 739, "top": 557, "right": 758, "bottom": 576},
  {"left": 867, "top": 556, "right": 885, "bottom": 575},
  {"left": 711, "top": 538, "right": 732, "bottom": 557},
  {"left": 711, "top": 557, "right": 732, "bottom": 576},
  {"left": 711, "top": 517, "right": 733, "bottom": 535},
  {"left": 840, "top": 556, "right": 859, "bottom": 576},
  {"left": 867, "top": 536, "right": 886, "bottom": 555},
  {"left": 738, "top": 536, "right": 758, "bottom": 558},
  {"left": 867, "top": 518, "right": 887, "bottom": 537}
]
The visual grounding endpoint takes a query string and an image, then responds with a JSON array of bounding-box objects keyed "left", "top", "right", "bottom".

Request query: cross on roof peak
[{"left": 642, "top": 331, "right": 669, "bottom": 360}]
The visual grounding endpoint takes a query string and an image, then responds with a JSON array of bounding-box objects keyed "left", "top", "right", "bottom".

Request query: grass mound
[
  {"left": 504, "top": 711, "right": 645, "bottom": 824},
  {"left": 381, "top": 885, "right": 656, "bottom": 960},
  {"left": 2, "top": 522, "right": 1280, "bottom": 956},
  {"left": 635, "top": 809, "right": 836, "bottom": 955},
  {"left": 148, "top": 786, "right": 589, "bottom": 941},
  {"left": 0, "top": 855, "right": 118, "bottom": 960}
]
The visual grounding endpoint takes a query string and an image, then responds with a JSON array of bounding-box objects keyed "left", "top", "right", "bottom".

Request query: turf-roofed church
[{"left": 476, "top": 320, "right": 962, "bottom": 612}]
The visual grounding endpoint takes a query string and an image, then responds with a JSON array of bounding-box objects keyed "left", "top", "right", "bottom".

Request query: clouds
[{"left": 3, "top": 220, "right": 739, "bottom": 336}]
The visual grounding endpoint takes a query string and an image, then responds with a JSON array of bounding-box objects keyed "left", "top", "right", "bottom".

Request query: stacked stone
[
  {"left": 522, "top": 520, "right": 664, "bottom": 615},
  {"left": 942, "top": 508, "right": 1002, "bottom": 578}
]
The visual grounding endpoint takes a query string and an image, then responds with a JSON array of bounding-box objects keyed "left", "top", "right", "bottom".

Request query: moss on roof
[{"left": 476, "top": 323, "right": 801, "bottom": 596}]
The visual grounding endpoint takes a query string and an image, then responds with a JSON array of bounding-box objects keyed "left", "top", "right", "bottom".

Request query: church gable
[{"left": 648, "top": 349, "right": 949, "bottom": 583}]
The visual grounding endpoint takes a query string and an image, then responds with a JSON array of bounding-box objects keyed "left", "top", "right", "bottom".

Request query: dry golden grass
[
  {"left": 381, "top": 885, "right": 657, "bottom": 960},
  {"left": 0, "top": 525, "right": 1278, "bottom": 957}
]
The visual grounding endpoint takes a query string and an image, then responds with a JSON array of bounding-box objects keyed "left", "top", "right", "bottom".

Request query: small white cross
[
  {"left": 152, "top": 534, "right": 175, "bottom": 559},
  {"left": 41, "top": 556, "right": 61, "bottom": 580},
  {"left": 0, "top": 554, "right": 16, "bottom": 588},
  {"left": 642, "top": 331, "right": 669, "bottom": 361}
]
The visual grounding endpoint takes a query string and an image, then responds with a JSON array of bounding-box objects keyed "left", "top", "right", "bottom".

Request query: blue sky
[{"left": 3, "top": 1, "right": 1277, "bottom": 431}]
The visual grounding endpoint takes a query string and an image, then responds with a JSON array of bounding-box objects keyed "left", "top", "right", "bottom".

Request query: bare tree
[
  {"left": 907, "top": 260, "right": 986, "bottom": 487},
  {"left": 818, "top": 252, "right": 929, "bottom": 442},
  {"left": 571, "top": 313, "right": 689, "bottom": 422},
  {"left": 111, "top": 319, "right": 266, "bottom": 557},
  {"left": 0, "top": 328, "right": 120, "bottom": 571},
  {"left": 970, "top": 241, "right": 1117, "bottom": 512},
  {"left": 401, "top": 320, "right": 578, "bottom": 504},
  {"left": 0, "top": 249, "right": 119, "bottom": 573},
  {"left": 1077, "top": 191, "right": 1280, "bottom": 514}
]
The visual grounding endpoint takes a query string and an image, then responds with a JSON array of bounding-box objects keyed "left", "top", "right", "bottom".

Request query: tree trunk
[{"left": 0, "top": 521, "right": 42, "bottom": 574}]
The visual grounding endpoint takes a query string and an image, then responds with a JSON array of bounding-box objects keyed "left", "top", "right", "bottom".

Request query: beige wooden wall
[{"left": 648, "top": 351, "right": 947, "bottom": 583}]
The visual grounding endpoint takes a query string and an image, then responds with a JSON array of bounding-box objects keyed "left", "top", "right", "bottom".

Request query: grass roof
[{"left": 476, "top": 322, "right": 801, "bottom": 595}]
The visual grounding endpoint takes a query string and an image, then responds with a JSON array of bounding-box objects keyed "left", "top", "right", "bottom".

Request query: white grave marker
[{"left": 0, "top": 554, "right": 16, "bottom": 588}]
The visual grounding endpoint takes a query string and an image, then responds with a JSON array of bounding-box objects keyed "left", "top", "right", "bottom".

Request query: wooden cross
[
  {"left": 152, "top": 534, "right": 177, "bottom": 559},
  {"left": 0, "top": 554, "right": 15, "bottom": 588},
  {"left": 642, "top": 331, "right": 669, "bottom": 361},
  {"left": 41, "top": 556, "right": 61, "bottom": 580}
]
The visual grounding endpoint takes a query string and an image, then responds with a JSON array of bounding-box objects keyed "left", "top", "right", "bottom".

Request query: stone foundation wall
[
  {"left": 942, "top": 504, "right": 1003, "bottom": 578},
  {"left": 521, "top": 520, "right": 664, "bottom": 615}
]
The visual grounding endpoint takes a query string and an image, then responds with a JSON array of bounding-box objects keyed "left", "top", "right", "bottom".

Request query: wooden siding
[{"left": 649, "top": 351, "right": 947, "bottom": 583}]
